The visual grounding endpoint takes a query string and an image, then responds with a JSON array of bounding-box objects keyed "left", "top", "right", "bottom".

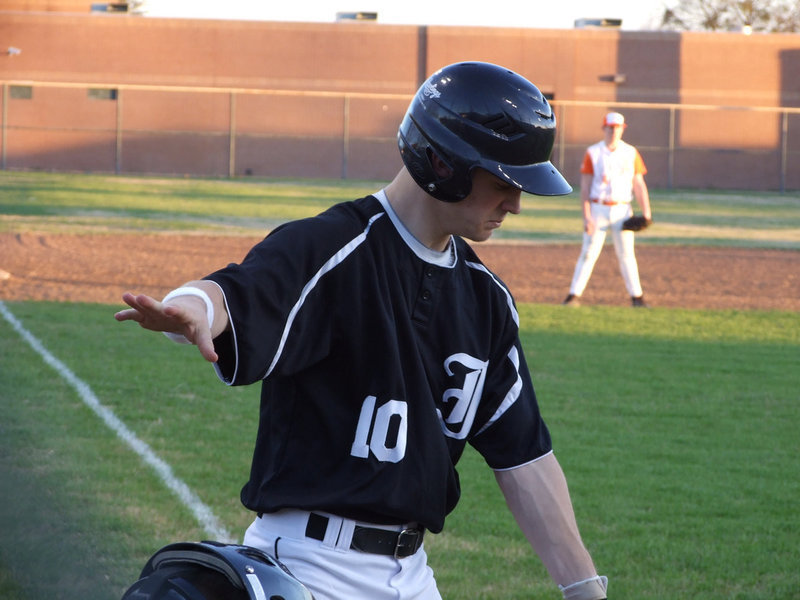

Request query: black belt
[{"left": 305, "top": 512, "right": 425, "bottom": 558}]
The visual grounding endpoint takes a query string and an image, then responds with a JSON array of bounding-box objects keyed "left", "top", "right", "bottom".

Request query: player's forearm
[
  {"left": 580, "top": 175, "right": 593, "bottom": 223},
  {"left": 581, "top": 200, "right": 592, "bottom": 222},
  {"left": 637, "top": 196, "right": 651, "bottom": 220},
  {"left": 495, "top": 453, "right": 605, "bottom": 596},
  {"left": 633, "top": 177, "right": 651, "bottom": 219}
]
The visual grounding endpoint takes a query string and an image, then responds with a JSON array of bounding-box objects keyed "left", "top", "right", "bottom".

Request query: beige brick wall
[{"left": 2, "top": 12, "right": 799, "bottom": 188}]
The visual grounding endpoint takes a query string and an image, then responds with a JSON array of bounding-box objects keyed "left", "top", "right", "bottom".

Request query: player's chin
[{"left": 465, "top": 229, "right": 496, "bottom": 243}]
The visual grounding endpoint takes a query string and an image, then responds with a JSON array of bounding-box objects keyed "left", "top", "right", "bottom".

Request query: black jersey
[{"left": 205, "top": 192, "right": 552, "bottom": 533}]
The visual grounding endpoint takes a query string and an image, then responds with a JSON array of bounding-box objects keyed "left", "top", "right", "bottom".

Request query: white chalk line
[{"left": 0, "top": 300, "right": 235, "bottom": 543}]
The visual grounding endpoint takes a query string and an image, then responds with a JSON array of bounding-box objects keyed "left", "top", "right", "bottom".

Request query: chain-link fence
[{"left": 3, "top": 80, "right": 799, "bottom": 191}]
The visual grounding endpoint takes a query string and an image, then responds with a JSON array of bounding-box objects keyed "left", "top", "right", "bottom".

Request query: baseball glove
[{"left": 621, "top": 215, "right": 652, "bottom": 231}]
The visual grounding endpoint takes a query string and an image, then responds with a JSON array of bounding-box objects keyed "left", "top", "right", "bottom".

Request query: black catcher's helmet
[
  {"left": 121, "top": 541, "right": 314, "bottom": 600},
  {"left": 398, "top": 61, "right": 571, "bottom": 202}
]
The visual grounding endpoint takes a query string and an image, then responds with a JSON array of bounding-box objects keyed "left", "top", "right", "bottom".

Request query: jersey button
[{"left": 421, "top": 290, "right": 432, "bottom": 300}]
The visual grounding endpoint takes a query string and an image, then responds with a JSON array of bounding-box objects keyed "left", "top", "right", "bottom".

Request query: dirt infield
[{"left": 1, "top": 232, "right": 798, "bottom": 311}]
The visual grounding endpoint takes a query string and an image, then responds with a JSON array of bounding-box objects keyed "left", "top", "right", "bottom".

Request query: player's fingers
[
  {"left": 132, "top": 292, "right": 162, "bottom": 311},
  {"left": 119, "top": 291, "right": 159, "bottom": 314},
  {"left": 193, "top": 326, "right": 219, "bottom": 363},
  {"left": 119, "top": 291, "right": 141, "bottom": 310},
  {"left": 117, "top": 292, "right": 188, "bottom": 333},
  {"left": 116, "top": 292, "right": 152, "bottom": 322},
  {"left": 114, "top": 308, "right": 142, "bottom": 322},
  {"left": 198, "top": 344, "right": 219, "bottom": 364}
]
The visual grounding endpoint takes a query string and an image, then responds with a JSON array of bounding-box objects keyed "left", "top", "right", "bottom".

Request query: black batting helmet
[
  {"left": 121, "top": 541, "right": 314, "bottom": 600},
  {"left": 398, "top": 61, "right": 571, "bottom": 202}
]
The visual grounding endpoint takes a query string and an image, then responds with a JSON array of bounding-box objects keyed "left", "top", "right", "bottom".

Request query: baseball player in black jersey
[{"left": 116, "top": 62, "right": 608, "bottom": 600}]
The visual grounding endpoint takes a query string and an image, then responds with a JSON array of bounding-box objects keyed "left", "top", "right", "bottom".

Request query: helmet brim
[{"left": 489, "top": 161, "right": 573, "bottom": 196}]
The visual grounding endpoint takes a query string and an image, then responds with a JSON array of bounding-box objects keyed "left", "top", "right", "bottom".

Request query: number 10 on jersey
[{"left": 350, "top": 395, "right": 408, "bottom": 463}]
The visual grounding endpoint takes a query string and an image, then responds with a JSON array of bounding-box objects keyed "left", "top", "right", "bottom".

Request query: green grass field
[
  {"left": 1, "top": 171, "right": 799, "bottom": 248},
  {"left": 1, "top": 172, "right": 799, "bottom": 599}
]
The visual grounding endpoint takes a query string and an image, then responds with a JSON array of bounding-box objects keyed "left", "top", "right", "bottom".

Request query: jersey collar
[{"left": 374, "top": 190, "right": 456, "bottom": 268}]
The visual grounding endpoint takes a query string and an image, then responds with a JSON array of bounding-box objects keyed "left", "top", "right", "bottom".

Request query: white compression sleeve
[
  {"left": 161, "top": 286, "right": 215, "bottom": 344},
  {"left": 559, "top": 575, "right": 608, "bottom": 600}
]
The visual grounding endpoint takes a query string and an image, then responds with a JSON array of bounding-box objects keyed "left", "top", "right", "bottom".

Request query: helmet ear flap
[
  {"left": 397, "top": 112, "right": 474, "bottom": 202},
  {"left": 424, "top": 148, "right": 469, "bottom": 200},
  {"left": 427, "top": 148, "right": 452, "bottom": 179}
]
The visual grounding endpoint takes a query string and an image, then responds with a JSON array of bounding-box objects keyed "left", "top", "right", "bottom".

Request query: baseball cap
[{"left": 603, "top": 112, "right": 626, "bottom": 127}]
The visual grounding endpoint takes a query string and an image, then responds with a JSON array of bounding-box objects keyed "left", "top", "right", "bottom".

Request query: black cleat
[
  {"left": 563, "top": 294, "right": 581, "bottom": 306},
  {"left": 631, "top": 296, "right": 648, "bottom": 308}
]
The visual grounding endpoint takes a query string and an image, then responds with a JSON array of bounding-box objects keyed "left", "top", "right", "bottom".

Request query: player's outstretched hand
[{"left": 115, "top": 292, "right": 218, "bottom": 363}]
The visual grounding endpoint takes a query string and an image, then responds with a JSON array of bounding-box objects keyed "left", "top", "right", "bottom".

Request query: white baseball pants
[
  {"left": 243, "top": 510, "right": 442, "bottom": 600},
  {"left": 568, "top": 202, "right": 643, "bottom": 298}
]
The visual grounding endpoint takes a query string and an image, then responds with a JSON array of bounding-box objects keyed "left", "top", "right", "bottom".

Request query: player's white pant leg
[
  {"left": 244, "top": 512, "right": 442, "bottom": 600},
  {"left": 609, "top": 205, "right": 643, "bottom": 297},
  {"left": 569, "top": 204, "right": 609, "bottom": 296},
  {"left": 613, "top": 230, "right": 642, "bottom": 297}
]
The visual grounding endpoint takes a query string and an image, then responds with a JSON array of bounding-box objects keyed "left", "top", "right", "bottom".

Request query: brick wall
[{"left": 2, "top": 12, "right": 799, "bottom": 189}]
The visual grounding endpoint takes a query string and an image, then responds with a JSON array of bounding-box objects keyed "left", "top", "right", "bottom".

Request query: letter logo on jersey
[{"left": 437, "top": 353, "right": 488, "bottom": 439}]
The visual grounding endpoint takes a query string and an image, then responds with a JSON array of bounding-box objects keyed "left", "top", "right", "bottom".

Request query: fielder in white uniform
[{"left": 563, "top": 112, "right": 652, "bottom": 307}]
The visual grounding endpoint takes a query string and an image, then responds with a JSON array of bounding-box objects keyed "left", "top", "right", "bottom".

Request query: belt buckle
[{"left": 394, "top": 528, "right": 422, "bottom": 558}]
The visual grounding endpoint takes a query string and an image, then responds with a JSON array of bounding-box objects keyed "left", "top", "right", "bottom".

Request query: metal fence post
[
  {"left": 780, "top": 110, "right": 788, "bottom": 193},
  {"left": 2, "top": 83, "right": 7, "bottom": 170},
  {"left": 342, "top": 95, "right": 350, "bottom": 180},
  {"left": 115, "top": 88, "right": 123, "bottom": 174},
  {"left": 229, "top": 91, "right": 236, "bottom": 178},
  {"left": 557, "top": 103, "right": 566, "bottom": 174},
  {"left": 668, "top": 106, "right": 675, "bottom": 190}
]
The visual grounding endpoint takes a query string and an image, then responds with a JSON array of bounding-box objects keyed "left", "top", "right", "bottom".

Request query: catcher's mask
[
  {"left": 121, "top": 541, "right": 315, "bottom": 600},
  {"left": 398, "top": 61, "right": 572, "bottom": 202}
]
